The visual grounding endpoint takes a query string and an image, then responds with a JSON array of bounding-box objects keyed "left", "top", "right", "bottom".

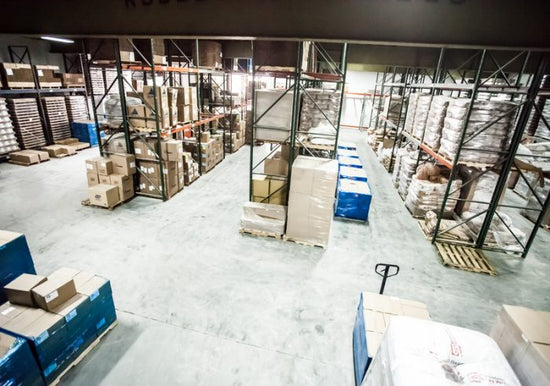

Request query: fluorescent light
[{"left": 41, "top": 36, "right": 74, "bottom": 44}]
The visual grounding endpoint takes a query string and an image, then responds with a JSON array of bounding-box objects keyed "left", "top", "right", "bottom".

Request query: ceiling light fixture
[{"left": 41, "top": 36, "right": 74, "bottom": 44}]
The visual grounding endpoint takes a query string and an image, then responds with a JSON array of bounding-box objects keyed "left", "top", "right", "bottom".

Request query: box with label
[
  {"left": 99, "top": 175, "right": 110, "bottom": 185},
  {"left": 161, "top": 140, "right": 183, "bottom": 162},
  {"left": 35, "top": 65, "right": 62, "bottom": 88},
  {"left": 133, "top": 137, "right": 160, "bottom": 161},
  {"left": 0, "top": 63, "right": 34, "bottom": 88},
  {"left": 138, "top": 161, "right": 178, "bottom": 198},
  {"left": 264, "top": 155, "right": 288, "bottom": 176},
  {"left": 0, "top": 332, "right": 43, "bottom": 386},
  {"left": 3, "top": 274, "right": 46, "bottom": 307},
  {"left": 0, "top": 231, "right": 36, "bottom": 305},
  {"left": 85, "top": 156, "right": 113, "bottom": 175},
  {"left": 144, "top": 105, "right": 171, "bottom": 129},
  {"left": 61, "top": 73, "right": 85, "bottom": 88},
  {"left": 109, "top": 174, "right": 134, "bottom": 202},
  {"left": 109, "top": 153, "right": 136, "bottom": 175},
  {"left": 127, "top": 104, "right": 147, "bottom": 128},
  {"left": 31, "top": 272, "right": 77, "bottom": 312},
  {"left": 143, "top": 86, "right": 169, "bottom": 113},
  {"left": 88, "top": 184, "right": 120, "bottom": 208},
  {"left": 87, "top": 172, "right": 99, "bottom": 187}
]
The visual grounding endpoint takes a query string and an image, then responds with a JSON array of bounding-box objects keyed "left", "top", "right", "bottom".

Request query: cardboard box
[
  {"left": 127, "top": 104, "right": 147, "bottom": 128},
  {"left": 0, "top": 63, "right": 34, "bottom": 88},
  {"left": 133, "top": 138, "right": 159, "bottom": 160},
  {"left": 99, "top": 175, "right": 110, "bottom": 185},
  {"left": 264, "top": 156, "right": 289, "bottom": 176},
  {"left": 61, "top": 73, "right": 85, "bottom": 88},
  {"left": 132, "top": 79, "right": 144, "bottom": 92},
  {"left": 109, "top": 153, "right": 136, "bottom": 175},
  {"left": 88, "top": 184, "right": 120, "bottom": 208},
  {"left": 252, "top": 175, "right": 270, "bottom": 197},
  {"left": 35, "top": 65, "right": 62, "bottom": 88},
  {"left": 86, "top": 157, "right": 113, "bottom": 175},
  {"left": 31, "top": 273, "right": 77, "bottom": 312},
  {"left": 177, "top": 105, "right": 191, "bottom": 123},
  {"left": 3, "top": 274, "right": 47, "bottom": 307},
  {"left": 144, "top": 106, "right": 170, "bottom": 129},
  {"left": 87, "top": 172, "right": 99, "bottom": 187},
  {"left": 9, "top": 150, "right": 40, "bottom": 165},
  {"left": 200, "top": 131, "right": 211, "bottom": 143},
  {"left": 490, "top": 305, "right": 550, "bottom": 385},
  {"left": 42, "top": 144, "right": 76, "bottom": 158},
  {"left": 109, "top": 174, "right": 134, "bottom": 202},
  {"left": 138, "top": 161, "right": 178, "bottom": 198},
  {"left": 143, "top": 86, "right": 169, "bottom": 113},
  {"left": 161, "top": 140, "right": 183, "bottom": 162}
]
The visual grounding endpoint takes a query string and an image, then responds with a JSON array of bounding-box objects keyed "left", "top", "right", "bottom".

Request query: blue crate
[
  {"left": 0, "top": 333, "right": 44, "bottom": 386},
  {"left": 335, "top": 179, "right": 372, "bottom": 221},
  {"left": 70, "top": 121, "right": 100, "bottom": 147},
  {"left": 339, "top": 166, "right": 368, "bottom": 182},
  {"left": 0, "top": 231, "right": 36, "bottom": 304},
  {"left": 337, "top": 148, "right": 360, "bottom": 159},
  {"left": 338, "top": 156, "right": 363, "bottom": 169}
]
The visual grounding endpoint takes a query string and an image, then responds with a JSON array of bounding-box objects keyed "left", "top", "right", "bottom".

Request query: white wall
[{"left": 341, "top": 70, "right": 378, "bottom": 128}]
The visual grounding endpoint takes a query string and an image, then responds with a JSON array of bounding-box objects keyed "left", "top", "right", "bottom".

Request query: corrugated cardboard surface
[
  {"left": 32, "top": 274, "right": 77, "bottom": 312},
  {"left": 4, "top": 274, "right": 46, "bottom": 307}
]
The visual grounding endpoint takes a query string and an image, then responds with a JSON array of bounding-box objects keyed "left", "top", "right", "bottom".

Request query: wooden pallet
[
  {"left": 283, "top": 235, "right": 326, "bottom": 248},
  {"left": 81, "top": 198, "right": 127, "bottom": 211},
  {"left": 418, "top": 220, "right": 472, "bottom": 243},
  {"left": 50, "top": 322, "right": 117, "bottom": 386},
  {"left": 435, "top": 242, "right": 496, "bottom": 275},
  {"left": 239, "top": 228, "right": 282, "bottom": 240}
]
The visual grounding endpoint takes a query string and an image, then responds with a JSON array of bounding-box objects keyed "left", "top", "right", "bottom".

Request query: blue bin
[
  {"left": 337, "top": 148, "right": 359, "bottom": 159},
  {"left": 338, "top": 156, "right": 363, "bottom": 169},
  {"left": 337, "top": 142, "right": 356, "bottom": 150},
  {"left": 339, "top": 166, "right": 368, "bottom": 182},
  {"left": 0, "top": 333, "right": 44, "bottom": 386},
  {"left": 0, "top": 230, "right": 36, "bottom": 304},
  {"left": 335, "top": 179, "right": 372, "bottom": 221},
  {"left": 70, "top": 121, "right": 100, "bottom": 147}
]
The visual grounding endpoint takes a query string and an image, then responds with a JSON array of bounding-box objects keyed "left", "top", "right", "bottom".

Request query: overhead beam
[{"left": 0, "top": 1, "right": 549, "bottom": 49}]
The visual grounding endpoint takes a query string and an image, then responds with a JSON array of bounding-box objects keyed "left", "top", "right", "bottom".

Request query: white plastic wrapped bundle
[
  {"left": 392, "top": 148, "right": 408, "bottom": 188},
  {"left": 363, "top": 316, "right": 521, "bottom": 386},
  {"left": 309, "top": 123, "right": 336, "bottom": 145},
  {"left": 404, "top": 93, "right": 421, "bottom": 134},
  {"left": 0, "top": 98, "right": 20, "bottom": 155},
  {"left": 405, "top": 175, "right": 461, "bottom": 217},
  {"left": 383, "top": 95, "right": 405, "bottom": 126},
  {"left": 411, "top": 95, "right": 432, "bottom": 139},
  {"left": 440, "top": 99, "right": 517, "bottom": 164},
  {"left": 104, "top": 95, "right": 142, "bottom": 127},
  {"left": 255, "top": 89, "right": 295, "bottom": 142},
  {"left": 299, "top": 89, "right": 340, "bottom": 131},
  {"left": 397, "top": 151, "right": 419, "bottom": 197},
  {"left": 423, "top": 96, "right": 452, "bottom": 150},
  {"left": 240, "top": 202, "right": 287, "bottom": 235}
]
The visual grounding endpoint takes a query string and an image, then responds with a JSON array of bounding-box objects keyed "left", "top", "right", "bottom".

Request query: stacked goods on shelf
[
  {"left": 0, "top": 332, "right": 43, "bottom": 386},
  {"left": 376, "top": 138, "right": 395, "bottom": 170},
  {"left": 42, "top": 97, "right": 71, "bottom": 141},
  {"left": 405, "top": 163, "right": 461, "bottom": 218},
  {"left": 397, "top": 151, "right": 420, "bottom": 198},
  {"left": 35, "top": 65, "right": 62, "bottom": 88},
  {"left": 263, "top": 145, "right": 289, "bottom": 177},
  {"left": 0, "top": 230, "right": 36, "bottom": 304},
  {"left": 382, "top": 95, "right": 406, "bottom": 135},
  {"left": 61, "top": 73, "right": 85, "bottom": 88},
  {"left": 65, "top": 95, "right": 89, "bottom": 122},
  {"left": 439, "top": 99, "right": 517, "bottom": 164},
  {"left": 490, "top": 305, "right": 550, "bottom": 385},
  {"left": 352, "top": 292, "right": 430, "bottom": 385},
  {"left": 6, "top": 98, "right": 47, "bottom": 149},
  {"left": 423, "top": 95, "right": 451, "bottom": 150},
  {"left": 239, "top": 202, "right": 287, "bottom": 236},
  {"left": 133, "top": 38, "right": 165, "bottom": 65},
  {"left": 255, "top": 89, "right": 294, "bottom": 142},
  {"left": 285, "top": 156, "right": 338, "bottom": 247},
  {"left": 85, "top": 153, "right": 136, "bottom": 207},
  {"left": 335, "top": 147, "right": 372, "bottom": 222},
  {"left": 89, "top": 68, "right": 105, "bottom": 95},
  {"left": 223, "top": 112, "right": 245, "bottom": 153},
  {"left": 299, "top": 89, "right": 341, "bottom": 145},
  {"left": 182, "top": 132, "right": 223, "bottom": 173},
  {"left": 403, "top": 93, "right": 428, "bottom": 134},
  {"left": 411, "top": 94, "right": 432, "bottom": 139},
  {"left": 252, "top": 175, "right": 286, "bottom": 205},
  {"left": 143, "top": 86, "right": 170, "bottom": 128},
  {"left": 0, "top": 63, "right": 34, "bottom": 88},
  {"left": 192, "top": 40, "right": 222, "bottom": 69},
  {"left": 457, "top": 171, "right": 525, "bottom": 251},
  {"left": 175, "top": 86, "right": 198, "bottom": 123},
  {"left": 522, "top": 177, "right": 549, "bottom": 227},
  {"left": 0, "top": 268, "right": 117, "bottom": 383},
  {"left": 104, "top": 70, "right": 118, "bottom": 95},
  {"left": 363, "top": 316, "right": 521, "bottom": 386},
  {"left": 182, "top": 152, "right": 199, "bottom": 185},
  {"left": 0, "top": 98, "right": 19, "bottom": 156},
  {"left": 167, "top": 88, "right": 178, "bottom": 126},
  {"left": 71, "top": 121, "right": 99, "bottom": 147}
]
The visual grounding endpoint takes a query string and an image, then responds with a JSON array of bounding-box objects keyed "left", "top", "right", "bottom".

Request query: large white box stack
[
  {"left": 0, "top": 98, "right": 20, "bottom": 155},
  {"left": 490, "top": 305, "right": 550, "bottom": 386},
  {"left": 286, "top": 156, "right": 338, "bottom": 247},
  {"left": 254, "top": 89, "right": 294, "bottom": 142}
]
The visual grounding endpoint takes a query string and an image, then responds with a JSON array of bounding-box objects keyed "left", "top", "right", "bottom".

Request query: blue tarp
[
  {"left": 335, "top": 179, "right": 372, "bottom": 221},
  {"left": 0, "top": 231, "right": 36, "bottom": 304}
]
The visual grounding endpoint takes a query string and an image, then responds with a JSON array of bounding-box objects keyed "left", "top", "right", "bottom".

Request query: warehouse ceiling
[{"left": 1, "top": 0, "right": 550, "bottom": 49}]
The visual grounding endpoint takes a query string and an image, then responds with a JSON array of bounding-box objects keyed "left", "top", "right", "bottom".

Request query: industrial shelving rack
[
  {"left": 0, "top": 45, "right": 89, "bottom": 150},
  {"left": 83, "top": 38, "right": 224, "bottom": 201},
  {"left": 249, "top": 41, "right": 348, "bottom": 204},
  {"left": 369, "top": 47, "right": 550, "bottom": 257}
]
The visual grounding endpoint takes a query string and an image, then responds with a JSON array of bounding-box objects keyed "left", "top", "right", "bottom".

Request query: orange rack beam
[
  {"left": 420, "top": 143, "right": 453, "bottom": 169},
  {"left": 165, "top": 114, "right": 225, "bottom": 136},
  {"left": 123, "top": 64, "right": 199, "bottom": 74}
]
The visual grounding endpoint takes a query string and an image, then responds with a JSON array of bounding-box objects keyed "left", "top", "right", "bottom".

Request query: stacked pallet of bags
[
  {"left": 405, "top": 163, "right": 461, "bottom": 218},
  {"left": 440, "top": 99, "right": 517, "bottom": 164},
  {"left": 423, "top": 95, "right": 452, "bottom": 150},
  {"left": 411, "top": 94, "right": 432, "bottom": 139}
]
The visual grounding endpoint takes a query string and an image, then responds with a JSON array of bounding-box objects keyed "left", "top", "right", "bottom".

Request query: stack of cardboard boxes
[
  {"left": 0, "top": 269, "right": 116, "bottom": 383},
  {"left": 285, "top": 156, "right": 339, "bottom": 247},
  {"left": 175, "top": 86, "right": 198, "bottom": 123},
  {"left": 182, "top": 152, "right": 199, "bottom": 185},
  {"left": 85, "top": 154, "right": 136, "bottom": 208},
  {"left": 126, "top": 86, "right": 171, "bottom": 131},
  {"left": 182, "top": 131, "right": 223, "bottom": 173},
  {"left": 224, "top": 121, "right": 247, "bottom": 153}
]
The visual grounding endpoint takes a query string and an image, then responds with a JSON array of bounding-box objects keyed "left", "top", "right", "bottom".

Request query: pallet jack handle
[{"left": 375, "top": 263, "right": 400, "bottom": 295}]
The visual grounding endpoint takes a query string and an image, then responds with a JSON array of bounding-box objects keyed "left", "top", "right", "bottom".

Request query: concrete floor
[{"left": 1, "top": 129, "right": 549, "bottom": 385}]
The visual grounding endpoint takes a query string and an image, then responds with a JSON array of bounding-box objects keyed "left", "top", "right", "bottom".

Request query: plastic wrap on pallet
[
  {"left": 363, "top": 316, "right": 521, "bottom": 386},
  {"left": 0, "top": 230, "right": 36, "bottom": 304},
  {"left": 405, "top": 175, "right": 461, "bottom": 218},
  {"left": 340, "top": 166, "right": 368, "bottom": 182},
  {"left": 0, "top": 333, "right": 44, "bottom": 386},
  {"left": 335, "top": 179, "right": 372, "bottom": 221},
  {"left": 240, "top": 202, "right": 287, "bottom": 235},
  {"left": 309, "top": 123, "right": 336, "bottom": 146},
  {"left": 338, "top": 155, "right": 363, "bottom": 168},
  {"left": 522, "top": 177, "right": 550, "bottom": 227},
  {"left": 255, "top": 89, "right": 294, "bottom": 142},
  {"left": 423, "top": 95, "right": 452, "bottom": 150},
  {"left": 411, "top": 94, "right": 432, "bottom": 139},
  {"left": 299, "top": 89, "right": 341, "bottom": 131},
  {"left": 439, "top": 99, "right": 517, "bottom": 164},
  {"left": 404, "top": 93, "right": 419, "bottom": 134},
  {"left": 337, "top": 148, "right": 359, "bottom": 158},
  {"left": 103, "top": 95, "right": 142, "bottom": 127},
  {"left": 286, "top": 156, "right": 338, "bottom": 247},
  {"left": 397, "top": 151, "right": 419, "bottom": 198}
]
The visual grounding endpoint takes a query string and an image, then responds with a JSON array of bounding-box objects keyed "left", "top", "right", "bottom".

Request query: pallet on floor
[
  {"left": 50, "top": 322, "right": 118, "bottom": 386},
  {"left": 81, "top": 197, "right": 131, "bottom": 210},
  {"left": 434, "top": 242, "right": 496, "bottom": 276},
  {"left": 417, "top": 220, "right": 471, "bottom": 243},
  {"left": 239, "top": 228, "right": 282, "bottom": 240},
  {"left": 283, "top": 235, "right": 326, "bottom": 248}
]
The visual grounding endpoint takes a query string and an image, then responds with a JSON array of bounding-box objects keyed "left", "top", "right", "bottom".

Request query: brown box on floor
[
  {"left": 88, "top": 184, "right": 120, "bottom": 208},
  {"left": 138, "top": 161, "right": 178, "bottom": 198},
  {"left": 264, "top": 154, "right": 288, "bottom": 176},
  {"left": 110, "top": 153, "right": 136, "bottom": 176},
  {"left": 31, "top": 270, "right": 77, "bottom": 312},
  {"left": 109, "top": 174, "right": 134, "bottom": 201},
  {"left": 490, "top": 305, "right": 550, "bottom": 386},
  {"left": 9, "top": 150, "right": 40, "bottom": 165},
  {"left": 3, "top": 274, "right": 47, "bottom": 307}
]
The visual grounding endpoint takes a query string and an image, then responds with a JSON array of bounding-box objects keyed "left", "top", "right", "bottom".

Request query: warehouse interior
[{"left": 0, "top": 1, "right": 549, "bottom": 385}]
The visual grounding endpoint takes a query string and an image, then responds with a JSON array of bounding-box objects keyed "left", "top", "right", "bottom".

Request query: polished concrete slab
[{"left": 0, "top": 130, "right": 549, "bottom": 385}]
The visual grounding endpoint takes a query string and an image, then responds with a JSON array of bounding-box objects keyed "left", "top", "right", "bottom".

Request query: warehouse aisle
[{"left": 0, "top": 131, "right": 549, "bottom": 385}]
